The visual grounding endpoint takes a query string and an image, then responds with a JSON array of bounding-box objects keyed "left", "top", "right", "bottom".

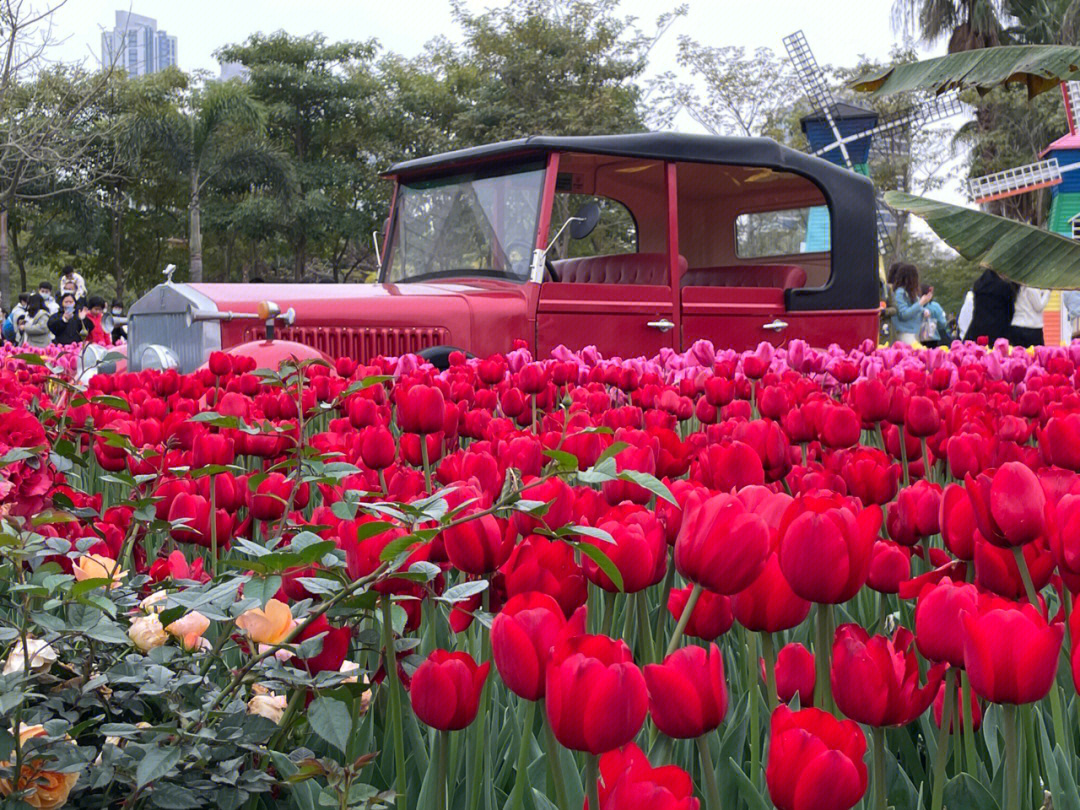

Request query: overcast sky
[{"left": 47, "top": 1, "right": 974, "bottom": 210}]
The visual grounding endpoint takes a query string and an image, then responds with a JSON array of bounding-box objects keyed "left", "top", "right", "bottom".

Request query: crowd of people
[
  {"left": 887, "top": 261, "right": 1080, "bottom": 349},
  {"left": 0, "top": 266, "right": 126, "bottom": 349}
]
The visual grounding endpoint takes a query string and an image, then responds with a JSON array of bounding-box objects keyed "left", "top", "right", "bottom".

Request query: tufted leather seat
[
  {"left": 552, "top": 253, "right": 684, "bottom": 286},
  {"left": 680, "top": 264, "right": 806, "bottom": 290}
]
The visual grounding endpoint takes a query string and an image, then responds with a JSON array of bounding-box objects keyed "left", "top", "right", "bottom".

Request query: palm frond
[{"left": 853, "top": 44, "right": 1080, "bottom": 98}]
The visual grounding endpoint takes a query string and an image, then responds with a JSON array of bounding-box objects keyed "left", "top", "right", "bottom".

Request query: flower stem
[
  {"left": 508, "top": 700, "right": 537, "bottom": 810},
  {"left": 665, "top": 583, "right": 702, "bottom": 657},
  {"left": 814, "top": 602, "right": 835, "bottom": 713},
  {"left": 420, "top": 434, "right": 432, "bottom": 494},
  {"left": 760, "top": 632, "right": 777, "bottom": 711},
  {"left": 436, "top": 729, "right": 449, "bottom": 810},
  {"left": 636, "top": 591, "right": 655, "bottom": 665},
  {"left": 930, "top": 668, "right": 956, "bottom": 810},
  {"left": 209, "top": 473, "right": 218, "bottom": 577},
  {"left": 542, "top": 707, "right": 571, "bottom": 810},
  {"left": 600, "top": 589, "right": 617, "bottom": 638},
  {"left": 585, "top": 754, "right": 600, "bottom": 810},
  {"left": 1012, "top": 546, "right": 1040, "bottom": 608},
  {"left": 695, "top": 735, "right": 722, "bottom": 810},
  {"left": 873, "top": 726, "right": 887, "bottom": 810},
  {"left": 381, "top": 594, "right": 408, "bottom": 810},
  {"left": 654, "top": 559, "right": 676, "bottom": 642},
  {"left": 899, "top": 425, "right": 910, "bottom": 487},
  {"left": 960, "top": 670, "right": 978, "bottom": 775},
  {"left": 747, "top": 629, "right": 761, "bottom": 786},
  {"left": 1003, "top": 703, "right": 1019, "bottom": 810}
]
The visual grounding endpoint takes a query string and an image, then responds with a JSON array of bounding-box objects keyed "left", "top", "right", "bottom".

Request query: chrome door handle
[
  {"left": 647, "top": 319, "right": 675, "bottom": 332},
  {"left": 763, "top": 319, "right": 788, "bottom": 332}
]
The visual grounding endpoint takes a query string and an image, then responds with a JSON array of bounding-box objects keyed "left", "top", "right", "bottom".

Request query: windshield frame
[{"left": 380, "top": 158, "right": 550, "bottom": 285}]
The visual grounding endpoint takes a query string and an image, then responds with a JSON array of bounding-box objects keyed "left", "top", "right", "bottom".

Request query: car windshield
[{"left": 384, "top": 161, "right": 546, "bottom": 283}]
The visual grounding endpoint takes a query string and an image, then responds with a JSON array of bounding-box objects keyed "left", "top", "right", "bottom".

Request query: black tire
[{"left": 418, "top": 345, "right": 473, "bottom": 370}]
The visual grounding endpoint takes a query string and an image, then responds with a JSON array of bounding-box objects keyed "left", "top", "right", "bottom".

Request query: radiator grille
[
  {"left": 130, "top": 313, "right": 211, "bottom": 373},
  {"left": 243, "top": 325, "right": 448, "bottom": 363}
]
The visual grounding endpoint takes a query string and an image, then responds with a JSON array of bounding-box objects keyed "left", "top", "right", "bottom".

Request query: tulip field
[{"left": 4, "top": 336, "right": 1080, "bottom": 810}]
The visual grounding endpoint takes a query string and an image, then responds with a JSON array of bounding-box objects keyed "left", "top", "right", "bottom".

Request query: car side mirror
[{"left": 569, "top": 201, "right": 601, "bottom": 240}]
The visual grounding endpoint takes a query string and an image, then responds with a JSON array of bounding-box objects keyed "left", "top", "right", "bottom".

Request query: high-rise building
[{"left": 100, "top": 11, "right": 178, "bottom": 76}]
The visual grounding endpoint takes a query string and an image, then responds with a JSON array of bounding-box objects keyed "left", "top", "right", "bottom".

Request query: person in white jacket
[
  {"left": 59, "top": 265, "right": 87, "bottom": 300},
  {"left": 1009, "top": 286, "right": 1050, "bottom": 347}
]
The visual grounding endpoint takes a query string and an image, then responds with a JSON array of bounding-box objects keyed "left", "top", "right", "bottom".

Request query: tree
[
  {"left": 0, "top": 1, "right": 125, "bottom": 306},
  {"left": 217, "top": 34, "right": 382, "bottom": 282},
  {"left": 122, "top": 69, "right": 291, "bottom": 283},
  {"left": 892, "top": 0, "right": 1006, "bottom": 52}
]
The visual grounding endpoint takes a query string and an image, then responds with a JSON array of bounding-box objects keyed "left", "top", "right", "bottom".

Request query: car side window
[
  {"left": 548, "top": 194, "right": 638, "bottom": 260},
  {"left": 735, "top": 206, "right": 830, "bottom": 258}
]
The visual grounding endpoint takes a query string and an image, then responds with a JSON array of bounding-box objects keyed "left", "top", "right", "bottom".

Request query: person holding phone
[
  {"left": 890, "top": 263, "right": 930, "bottom": 346},
  {"left": 1009, "top": 286, "right": 1050, "bottom": 347},
  {"left": 48, "top": 292, "right": 92, "bottom": 345}
]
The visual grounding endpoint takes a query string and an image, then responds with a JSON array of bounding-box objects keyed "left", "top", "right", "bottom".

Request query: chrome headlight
[{"left": 140, "top": 344, "right": 179, "bottom": 371}]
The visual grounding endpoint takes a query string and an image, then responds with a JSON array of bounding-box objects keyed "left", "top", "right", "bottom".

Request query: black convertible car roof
[{"left": 383, "top": 133, "right": 878, "bottom": 315}]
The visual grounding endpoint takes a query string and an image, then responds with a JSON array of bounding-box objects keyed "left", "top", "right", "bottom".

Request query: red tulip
[
  {"left": 961, "top": 596, "right": 1064, "bottom": 704},
  {"left": 674, "top": 491, "right": 769, "bottom": 595},
  {"left": 771, "top": 642, "right": 816, "bottom": 707},
  {"left": 666, "top": 585, "right": 732, "bottom": 641},
  {"left": 251, "top": 472, "right": 294, "bottom": 522},
  {"left": 500, "top": 534, "right": 587, "bottom": 618},
  {"left": 766, "top": 706, "right": 868, "bottom": 810},
  {"left": 831, "top": 624, "right": 945, "bottom": 726},
  {"left": 643, "top": 644, "right": 728, "bottom": 739},
  {"left": 397, "top": 383, "right": 445, "bottom": 434},
  {"left": 490, "top": 592, "right": 586, "bottom": 701},
  {"left": 360, "top": 425, "right": 396, "bottom": 470},
  {"left": 866, "top": 540, "right": 911, "bottom": 594},
  {"left": 731, "top": 552, "right": 811, "bottom": 633},
  {"left": 837, "top": 447, "right": 898, "bottom": 506},
  {"left": 443, "top": 513, "right": 511, "bottom": 575},
  {"left": 965, "top": 462, "right": 1047, "bottom": 548},
  {"left": 913, "top": 577, "right": 979, "bottom": 668},
  {"left": 409, "top": 649, "right": 490, "bottom": 730},
  {"left": 940, "top": 484, "right": 977, "bottom": 560},
  {"left": 545, "top": 634, "right": 648, "bottom": 754},
  {"left": 904, "top": 395, "right": 940, "bottom": 438},
  {"left": 167, "top": 492, "right": 232, "bottom": 549},
  {"left": 1042, "top": 413, "right": 1080, "bottom": 471},
  {"left": 945, "top": 432, "right": 991, "bottom": 479},
  {"left": 689, "top": 441, "right": 765, "bottom": 491},
  {"left": 851, "top": 377, "right": 889, "bottom": 424},
  {"left": 192, "top": 433, "right": 235, "bottom": 468},
  {"left": 819, "top": 405, "right": 861, "bottom": 449},
  {"left": 777, "top": 494, "right": 880, "bottom": 604},
  {"left": 292, "top": 614, "right": 351, "bottom": 675},
  {"left": 511, "top": 476, "right": 574, "bottom": 537},
  {"left": 582, "top": 505, "right": 667, "bottom": 593},
  {"left": 588, "top": 744, "right": 699, "bottom": 810},
  {"left": 886, "top": 479, "right": 941, "bottom": 546},
  {"left": 974, "top": 534, "right": 1054, "bottom": 600},
  {"left": 207, "top": 351, "right": 232, "bottom": 377}
]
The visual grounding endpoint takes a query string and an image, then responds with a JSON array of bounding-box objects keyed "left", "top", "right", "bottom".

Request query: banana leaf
[
  {"left": 884, "top": 190, "right": 1080, "bottom": 289},
  {"left": 853, "top": 45, "right": 1080, "bottom": 99}
]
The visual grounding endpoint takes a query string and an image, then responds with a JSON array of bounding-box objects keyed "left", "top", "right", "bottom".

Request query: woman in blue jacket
[{"left": 890, "top": 263, "right": 932, "bottom": 345}]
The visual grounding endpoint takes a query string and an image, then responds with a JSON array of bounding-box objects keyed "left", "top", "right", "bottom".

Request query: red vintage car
[{"left": 126, "top": 133, "right": 878, "bottom": 371}]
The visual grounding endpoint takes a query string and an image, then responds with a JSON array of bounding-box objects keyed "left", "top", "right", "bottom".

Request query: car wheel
[{"left": 418, "top": 345, "right": 473, "bottom": 370}]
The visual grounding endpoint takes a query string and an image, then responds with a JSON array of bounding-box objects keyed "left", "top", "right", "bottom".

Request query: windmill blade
[
  {"left": 968, "top": 158, "right": 1063, "bottom": 203},
  {"left": 811, "top": 91, "right": 966, "bottom": 157},
  {"left": 876, "top": 195, "right": 896, "bottom": 255},
  {"left": 784, "top": 30, "right": 855, "bottom": 170},
  {"left": 1064, "top": 81, "right": 1080, "bottom": 136}
]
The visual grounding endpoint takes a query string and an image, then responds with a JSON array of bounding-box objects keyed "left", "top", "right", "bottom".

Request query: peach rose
[
  {"left": 247, "top": 693, "right": 289, "bottom": 724},
  {"left": 72, "top": 555, "right": 126, "bottom": 589},
  {"left": 0, "top": 724, "right": 79, "bottom": 810},
  {"left": 138, "top": 591, "right": 167, "bottom": 613},
  {"left": 236, "top": 599, "right": 295, "bottom": 646},
  {"left": 165, "top": 612, "right": 210, "bottom": 651},
  {"left": 127, "top": 615, "right": 168, "bottom": 652}
]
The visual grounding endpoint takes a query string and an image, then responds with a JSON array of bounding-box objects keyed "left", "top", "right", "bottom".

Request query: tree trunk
[
  {"left": 10, "top": 223, "right": 26, "bottom": 293},
  {"left": 112, "top": 207, "right": 124, "bottom": 300},
  {"left": 0, "top": 208, "right": 8, "bottom": 309},
  {"left": 189, "top": 171, "right": 203, "bottom": 283},
  {"left": 243, "top": 240, "right": 254, "bottom": 283},
  {"left": 293, "top": 231, "right": 306, "bottom": 282}
]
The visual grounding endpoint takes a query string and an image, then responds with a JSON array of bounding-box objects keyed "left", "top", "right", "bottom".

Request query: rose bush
[{"left": 0, "top": 335, "right": 1078, "bottom": 810}]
